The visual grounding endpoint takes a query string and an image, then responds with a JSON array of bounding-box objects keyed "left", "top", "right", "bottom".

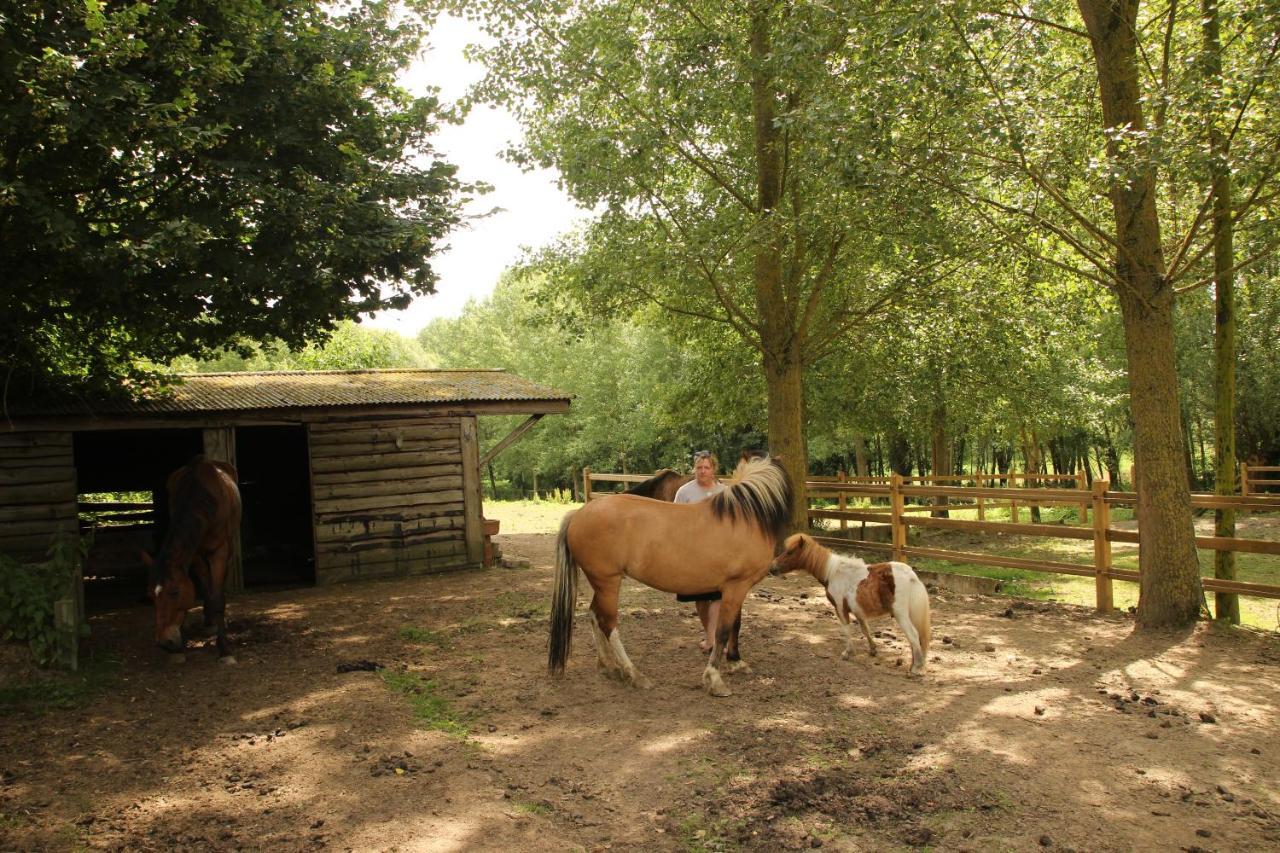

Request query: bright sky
[{"left": 361, "top": 15, "right": 588, "bottom": 336}]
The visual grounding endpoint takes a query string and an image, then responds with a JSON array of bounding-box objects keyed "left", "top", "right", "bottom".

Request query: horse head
[{"left": 142, "top": 543, "right": 197, "bottom": 653}]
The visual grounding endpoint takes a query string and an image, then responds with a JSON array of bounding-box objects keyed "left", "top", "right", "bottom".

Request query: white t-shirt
[{"left": 674, "top": 479, "right": 725, "bottom": 504}]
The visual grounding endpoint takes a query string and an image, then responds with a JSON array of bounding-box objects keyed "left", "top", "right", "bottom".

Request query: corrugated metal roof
[{"left": 13, "top": 369, "right": 571, "bottom": 416}]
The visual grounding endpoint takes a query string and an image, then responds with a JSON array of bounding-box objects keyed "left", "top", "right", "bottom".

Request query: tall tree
[
  {"left": 1, "top": 0, "right": 461, "bottom": 399},
  {"left": 457, "top": 0, "right": 952, "bottom": 528}
]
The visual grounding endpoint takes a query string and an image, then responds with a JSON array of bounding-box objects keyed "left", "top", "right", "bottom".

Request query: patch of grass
[
  {"left": 677, "top": 813, "right": 739, "bottom": 853},
  {"left": 398, "top": 625, "right": 448, "bottom": 646},
  {"left": 0, "top": 656, "right": 121, "bottom": 715},
  {"left": 512, "top": 800, "right": 552, "bottom": 816},
  {"left": 378, "top": 670, "right": 469, "bottom": 737}
]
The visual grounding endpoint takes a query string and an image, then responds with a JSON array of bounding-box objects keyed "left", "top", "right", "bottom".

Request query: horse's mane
[
  {"left": 708, "top": 456, "right": 792, "bottom": 540},
  {"left": 625, "top": 469, "right": 679, "bottom": 498}
]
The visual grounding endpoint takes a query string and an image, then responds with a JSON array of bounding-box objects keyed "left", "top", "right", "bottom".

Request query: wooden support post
[
  {"left": 1076, "top": 469, "right": 1089, "bottom": 524},
  {"left": 976, "top": 471, "right": 985, "bottom": 521},
  {"left": 202, "top": 427, "right": 242, "bottom": 593},
  {"left": 1092, "top": 478, "right": 1113, "bottom": 614},
  {"left": 890, "top": 473, "right": 906, "bottom": 563},
  {"left": 1240, "top": 461, "right": 1249, "bottom": 497},
  {"left": 582, "top": 467, "right": 592, "bottom": 502},
  {"left": 460, "top": 417, "right": 484, "bottom": 568},
  {"left": 54, "top": 597, "right": 78, "bottom": 671},
  {"left": 1010, "top": 474, "right": 1020, "bottom": 525},
  {"left": 838, "top": 470, "right": 847, "bottom": 531}
]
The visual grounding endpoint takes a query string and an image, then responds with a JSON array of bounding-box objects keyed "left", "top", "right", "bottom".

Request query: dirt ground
[{"left": 3, "top": 531, "right": 1279, "bottom": 852}]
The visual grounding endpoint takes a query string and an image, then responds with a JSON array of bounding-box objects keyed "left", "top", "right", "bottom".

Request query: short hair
[{"left": 692, "top": 450, "right": 719, "bottom": 470}]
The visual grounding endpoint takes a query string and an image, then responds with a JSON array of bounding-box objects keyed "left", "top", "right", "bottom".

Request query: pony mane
[{"left": 708, "top": 456, "right": 792, "bottom": 540}]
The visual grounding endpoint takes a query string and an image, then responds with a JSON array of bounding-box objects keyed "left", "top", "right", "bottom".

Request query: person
[{"left": 673, "top": 450, "right": 726, "bottom": 653}]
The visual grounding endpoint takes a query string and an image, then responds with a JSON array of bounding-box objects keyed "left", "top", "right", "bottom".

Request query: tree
[
  {"left": 916, "top": 0, "right": 1280, "bottom": 628},
  {"left": 1, "top": 0, "right": 462, "bottom": 399},
  {"left": 457, "top": 0, "right": 955, "bottom": 528}
]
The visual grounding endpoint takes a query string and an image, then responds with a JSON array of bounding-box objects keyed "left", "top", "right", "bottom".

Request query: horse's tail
[
  {"left": 908, "top": 574, "right": 931, "bottom": 654},
  {"left": 548, "top": 510, "right": 580, "bottom": 675}
]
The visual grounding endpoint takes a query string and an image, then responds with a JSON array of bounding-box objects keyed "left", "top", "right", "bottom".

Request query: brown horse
[
  {"left": 549, "top": 456, "right": 791, "bottom": 696},
  {"left": 142, "top": 457, "right": 241, "bottom": 662},
  {"left": 624, "top": 468, "right": 692, "bottom": 501}
]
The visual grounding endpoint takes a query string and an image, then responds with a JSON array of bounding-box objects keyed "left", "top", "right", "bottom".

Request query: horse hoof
[
  {"left": 725, "top": 659, "right": 752, "bottom": 675},
  {"left": 708, "top": 682, "right": 732, "bottom": 698},
  {"left": 219, "top": 655, "right": 238, "bottom": 665},
  {"left": 632, "top": 674, "right": 654, "bottom": 690},
  {"left": 167, "top": 653, "right": 186, "bottom": 664}
]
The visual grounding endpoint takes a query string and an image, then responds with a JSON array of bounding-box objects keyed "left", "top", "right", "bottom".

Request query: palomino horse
[
  {"left": 143, "top": 457, "right": 242, "bottom": 662},
  {"left": 549, "top": 456, "right": 792, "bottom": 696}
]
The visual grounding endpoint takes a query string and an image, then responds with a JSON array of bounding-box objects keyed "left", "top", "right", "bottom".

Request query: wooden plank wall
[
  {"left": 0, "top": 432, "right": 78, "bottom": 559},
  {"left": 308, "top": 417, "right": 474, "bottom": 584}
]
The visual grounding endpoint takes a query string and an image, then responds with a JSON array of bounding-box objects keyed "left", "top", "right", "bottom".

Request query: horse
[
  {"left": 769, "top": 533, "right": 931, "bottom": 676},
  {"left": 549, "top": 455, "right": 792, "bottom": 696},
  {"left": 624, "top": 468, "right": 692, "bottom": 502},
  {"left": 141, "top": 456, "right": 242, "bottom": 663}
]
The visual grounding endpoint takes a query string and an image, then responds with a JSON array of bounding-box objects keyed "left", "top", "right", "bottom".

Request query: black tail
[{"left": 548, "top": 511, "right": 579, "bottom": 675}]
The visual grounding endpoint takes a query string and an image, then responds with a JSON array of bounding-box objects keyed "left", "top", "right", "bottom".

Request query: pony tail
[{"left": 548, "top": 511, "right": 580, "bottom": 675}]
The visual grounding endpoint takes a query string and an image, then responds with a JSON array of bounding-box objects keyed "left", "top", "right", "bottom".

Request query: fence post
[
  {"left": 1010, "top": 473, "right": 1020, "bottom": 524},
  {"left": 976, "top": 471, "right": 985, "bottom": 521},
  {"left": 582, "top": 467, "right": 592, "bottom": 502},
  {"left": 838, "top": 470, "right": 848, "bottom": 531},
  {"left": 1092, "top": 478, "right": 1113, "bottom": 614},
  {"left": 1240, "top": 461, "right": 1249, "bottom": 497},
  {"left": 890, "top": 473, "right": 906, "bottom": 563},
  {"left": 1076, "top": 469, "right": 1089, "bottom": 525}
]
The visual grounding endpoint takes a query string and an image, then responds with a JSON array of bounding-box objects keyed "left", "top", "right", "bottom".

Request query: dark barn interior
[{"left": 73, "top": 427, "right": 314, "bottom": 611}]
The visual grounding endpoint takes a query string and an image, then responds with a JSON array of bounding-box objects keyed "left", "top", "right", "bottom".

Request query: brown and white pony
[
  {"left": 770, "top": 533, "right": 931, "bottom": 676},
  {"left": 549, "top": 456, "right": 792, "bottom": 696},
  {"left": 142, "top": 457, "right": 241, "bottom": 663}
]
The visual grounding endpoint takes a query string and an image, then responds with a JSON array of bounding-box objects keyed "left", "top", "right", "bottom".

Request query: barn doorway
[
  {"left": 74, "top": 428, "right": 204, "bottom": 613},
  {"left": 235, "top": 426, "right": 315, "bottom": 588}
]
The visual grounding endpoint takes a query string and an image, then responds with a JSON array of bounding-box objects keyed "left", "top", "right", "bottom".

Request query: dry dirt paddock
[{"left": 2, "top": 532, "right": 1279, "bottom": 853}]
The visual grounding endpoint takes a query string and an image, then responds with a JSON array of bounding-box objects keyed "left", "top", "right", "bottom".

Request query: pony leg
[
  {"left": 894, "top": 603, "right": 926, "bottom": 676},
  {"left": 854, "top": 613, "right": 876, "bottom": 658},
  {"left": 835, "top": 611, "right": 857, "bottom": 660},
  {"left": 206, "top": 548, "right": 235, "bottom": 664},
  {"left": 723, "top": 609, "right": 750, "bottom": 675},
  {"left": 703, "top": 586, "right": 748, "bottom": 696},
  {"left": 588, "top": 582, "right": 651, "bottom": 689}
]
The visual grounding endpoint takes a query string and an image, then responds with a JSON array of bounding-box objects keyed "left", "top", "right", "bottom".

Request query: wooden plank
[
  {"left": 0, "top": 432, "right": 71, "bottom": 449},
  {"left": 309, "top": 437, "right": 459, "bottom": 459},
  {"left": 901, "top": 545, "right": 1098, "bottom": 578},
  {"left": 810, "top": 535, "right": 893, "bottom": 552},
  {"left": 1, "top": 518, "right": 81, "bottom": 538},
  {"left": 1195, "top": 535, "right": 1280, "bottom": 556},
  {"left": 315, "top": 529, "right": 465, "bottom": 557},
  {"left": 310, "top": 463, "right": 461, "bottom": 487},
  {"left": 315, "top": 553, "right": 476, "bottom": 585},
  {"left": 0, "top": 533, "right": 74, "bottom": 555},
  {"left": 1200, "top": 576, "right": 1280, "bottom": 599},
  {"left": 0, "top": 480, "right": 79, "bottom": 505},
  {"left": 479, "top": 414, "right": 544, "bottom": 468},
  {"left": 0, "top": 466, "right": 76, "bottom": 486},
  {"left": 903, "top": 515, "right": 1097, "bottom": 541},
  {"left": 312, "top": 474, "right": 463, "bottom": 502},
  {"left": 0, "top": 503, "right": 77, "bottom": 523},
  {"left": 309, "top": 449, "right": 462, "bottom": 474},
  {"left": 460, "top": 416, "right": 484, "bottom": 567},
  {"left": 0, "top": 444, "right": 75, "bottom": 461},
  {"left": 307, "top": 419, "right": 461, "bottom": 438},
  {"left": 202, "top": 426, "right": 242, "bottom": 594},
  {"left": 313, "top": 505, "right": 464, "bottom": 527},
  {"left": 313, "top": 490, "right": 465, "bottom": 518},
  {"left": 319, "top": 539, "right": 469, "bottom": 570},
  {"left": 315, "top": 517, "right": 463, "bottom": 545}
]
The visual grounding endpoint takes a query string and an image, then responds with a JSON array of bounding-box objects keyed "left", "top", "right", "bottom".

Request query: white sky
[{"left": 362, "top": 15, "right": 588, "bottom": 336}]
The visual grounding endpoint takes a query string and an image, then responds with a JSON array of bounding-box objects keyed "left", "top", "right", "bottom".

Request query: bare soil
[{"left": 2, "top": 531, "right": 1279, "bottom": 852}]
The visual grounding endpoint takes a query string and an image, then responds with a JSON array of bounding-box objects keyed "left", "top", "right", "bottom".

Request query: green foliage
[
  {"left": 0, "top": 656, "right": 121, "bottom": 715},
  {"left": 172, "top": 321, "right": 433, "bottom": 373},
  {"left": 2, "top": 0, "right": 462, "bottom": 398},
  {"left": 378, "top": 669, "right": 468, "bottom": 736},
  {"left": 0, "top": 537, "right": 89, "bottom": 668}
]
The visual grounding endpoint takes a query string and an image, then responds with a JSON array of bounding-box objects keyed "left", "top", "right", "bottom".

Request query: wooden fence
[
  {"left": 808, "top": 475, "right": 1280, "bottom": 612},
  {"left": 580, "top": 466, "right": 1280, "bottom": 612}
]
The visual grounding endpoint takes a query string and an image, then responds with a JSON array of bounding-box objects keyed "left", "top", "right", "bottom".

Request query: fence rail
[{"left": 581, "top": 466, "right": 1280, "bottom": 611}]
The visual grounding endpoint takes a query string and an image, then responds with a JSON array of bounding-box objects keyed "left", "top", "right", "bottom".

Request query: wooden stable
[{"left": 1, "top": 369, "right": 569, "bottom": 587}]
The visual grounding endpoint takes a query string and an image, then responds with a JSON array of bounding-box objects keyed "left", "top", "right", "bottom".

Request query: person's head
[{"left": 692, "top": 450, "right": 719, "bottom": 486}]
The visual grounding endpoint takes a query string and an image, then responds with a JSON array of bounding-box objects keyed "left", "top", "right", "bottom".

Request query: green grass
[
  {"left": 378, "top": 670, "right": 469, "bottom": 736},
  {"left": 0, "top": 656, "right": 122, "bottom": 715},
  {"left": 398, "top": 625, "right": 449, "bottom": 645},
  {"left": 511, "top": 800, "right": 552, "bottom": 816}
]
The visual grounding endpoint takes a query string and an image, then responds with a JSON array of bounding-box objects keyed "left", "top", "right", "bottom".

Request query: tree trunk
[
  {"left": 750, "top": 5, "right": 808, "bottom": 531},
  {"left": 1079, "top": 0, "right": 1202, "bottom": 629},
  {"left": 1204, "top": 0, "right": 1239, "bottom": 623},
  {"left": 930, "top": 404, "right": 951, "bottom": 517},
  {"left": 852, "top": 434, "right": 869, "bottom": 478}
]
